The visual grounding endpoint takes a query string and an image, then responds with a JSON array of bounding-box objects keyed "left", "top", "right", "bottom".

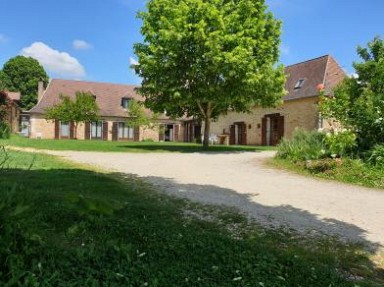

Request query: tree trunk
[
  {"left": 74, "top": 123, "right": 78, "bottom": 139},
  {"left": 203, "top": 117, "right": 211, "bottom": 149},
  {"left": 197, "top": 102, "right": 213, "bottom": 149}
]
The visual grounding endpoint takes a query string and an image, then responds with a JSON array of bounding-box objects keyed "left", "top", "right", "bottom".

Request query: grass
[
  {"left": 270, "top": 157, "right": 384, "bottom": 190},
  {"left": 0, "top": 135, "right": 274, "bottom": 153},
  {"left": 1, "top": 149, "right": 383, "bottom": 286}
]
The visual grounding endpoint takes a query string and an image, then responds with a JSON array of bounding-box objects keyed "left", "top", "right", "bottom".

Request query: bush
[
  {"left": 0, "top": 121, "right": 10, "bottom": 139},
  {"left": 276, "top": 129, "right": 326, "bottom": 161},
  {"left": 324, "top": 129, "right": 356, "bottom": 158},
  {"left": 367, "top": 144, "right": 384, "bottom": 167}
]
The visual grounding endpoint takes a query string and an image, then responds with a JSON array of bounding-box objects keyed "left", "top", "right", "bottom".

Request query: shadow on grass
[
  {"left": 1, "top": 166, "right": 383, "bottom": 285},
  {"left": 115, "top": 172, "right": 384, "bottom": 283}
]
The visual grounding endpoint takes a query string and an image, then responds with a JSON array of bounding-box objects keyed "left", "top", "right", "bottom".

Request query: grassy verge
[
  {"left": 1, "top": 150, "right": 383, "bottom": 286},
  {"left": 0, "top": 135, "right": 274, "bottom": 153},
  {"left": 269, "top": 157, "right": 384, "bottom": 190}
]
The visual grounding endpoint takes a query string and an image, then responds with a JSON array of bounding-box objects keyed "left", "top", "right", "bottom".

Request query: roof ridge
[
  {"left": 285, "top": 55, "right": 330, "bottom": 68},
  {"left": 51, "top": 78, "right": 139, "bottom": 87}
]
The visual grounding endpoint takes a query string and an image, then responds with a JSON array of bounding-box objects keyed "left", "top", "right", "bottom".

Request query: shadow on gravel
[
  {"left": 115, "top": 172, "right": 384, "bottom": 283},
  {"left": 115, "top": 143, "right": 271, "bottom": 154}
]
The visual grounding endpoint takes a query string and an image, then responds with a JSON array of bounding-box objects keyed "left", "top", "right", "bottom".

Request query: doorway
[
  {"left": 229, "top": 122, "right": 247, "bottom": 145},
  {"left": 261, "top": 114, "right": 284, "bottom": 146}
]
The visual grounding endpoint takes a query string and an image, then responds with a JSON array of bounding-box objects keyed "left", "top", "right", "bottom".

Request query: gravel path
[{"left": 48, "top": 150, "right": 384, "bottom": 247}]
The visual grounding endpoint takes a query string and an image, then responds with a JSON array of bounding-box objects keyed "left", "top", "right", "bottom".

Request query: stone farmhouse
[
  {"left": 27, "top": 55, "right": 345, "bottom": 145},
  {"left": 28, "top": 79, "right": 201, "bottom": 142},
  {"left": 210, "top": 55, "right": 346, "bottom": 146}
]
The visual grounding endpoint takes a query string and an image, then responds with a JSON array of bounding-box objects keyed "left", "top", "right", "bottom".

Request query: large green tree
[
  {"left": 134, "top": 0, "right": 286, "bottom": 147},
  {"left": 45, "top": 92, "right": 100, "bottom": 139},
  {"left": 321, "top": 37, "right": 384, "bottom": 150},
  {"left": 1, "top": 56, "right": 49, "bottom": 110}
]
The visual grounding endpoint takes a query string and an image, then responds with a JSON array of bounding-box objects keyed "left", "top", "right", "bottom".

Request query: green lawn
[
  {"left": 1, "top": 149, "right": 383, "bottom": 286},
  {"left": 0, "top": 135, "right": 274, "bottom": 153}
]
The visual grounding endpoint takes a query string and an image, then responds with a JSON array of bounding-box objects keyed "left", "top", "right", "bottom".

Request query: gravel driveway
[{"left": 50, "top": 150, "right": 384, "bottom": 247}]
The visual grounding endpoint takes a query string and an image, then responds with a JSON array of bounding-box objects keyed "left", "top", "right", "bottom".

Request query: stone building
[
  {"left": 209, "top": 55, "right": 346, "bottom": 145},
  {"left": 28, "top": 79, "right": 187, "bottom": 141}
]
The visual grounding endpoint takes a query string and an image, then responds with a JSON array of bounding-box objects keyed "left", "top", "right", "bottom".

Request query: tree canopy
[
  {"left": 1, "top": 56, "right": 49, "bottom": 110},
  {"left": 45, "top": 92, "right": 100, "bottom": 138},
  {"left": 320, "top": 36, "right": 384, "bottom": 150},
  {"left": 134, "top": 0, "right": 286, "bottom": 147}
]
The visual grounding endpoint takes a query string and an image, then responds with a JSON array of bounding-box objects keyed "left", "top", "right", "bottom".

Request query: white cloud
[
  {"left": 0, "top": 34, "right": 8, "bottom": 43},
  {"left": 73, "top": 39, "right": 93, "bottom": 50},
  {"left": 21, "top": 42, "right": 86, "bottom": 79},
  {"left": 129, "top": 57, "right": 139, "bottom": 66}
]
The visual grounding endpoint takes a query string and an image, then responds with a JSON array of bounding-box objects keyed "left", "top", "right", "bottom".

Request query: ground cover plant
[
  {"left": 1, "top": 148, "right": 383, "bottom": 286},
  {"left": 274, "top": 129, "right": 384, "bottom": 189},
  {"left": 0, "top": 135, "right": 273, "bottom": 153}
]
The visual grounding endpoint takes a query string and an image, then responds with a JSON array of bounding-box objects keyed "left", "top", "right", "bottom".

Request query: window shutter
[
  {"left": 261, "top": 117, "right": 267, "bottom": 146},
  {"left": 229, "top": 125, "right": 235, "bottom": 145},
  {"left": 70, "top": 121, "right": 75, "bottom": 139},
  {"left": 54, "top": 120, "right": 60, "bottom": 139},
  {"left": 241, "top": 123, "right": 247, "bottom": 145},
  {"left": 102, "top": 121, "right": 108, "bottom": 141},
  {"left": 112, "top": 122, "right": 118, "bottom": 141},
  {"left": 84, "top": 122, "right": 90, "bottom": 140},
  {"left": 134, "top": 126, "right": 140, "bottom": 141},
  {"left": 174, "top": 124, "right": 179, "bottom": 142}
]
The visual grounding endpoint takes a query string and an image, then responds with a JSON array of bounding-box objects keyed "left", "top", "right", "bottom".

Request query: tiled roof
[
  {"left": 30, "top": 56, "right": 346, "bottom": 117},
  {"left": 283, "top": 55, "right": 345, "bottom": 101},
  {"left": 29, "top": 79, "right": 150, "bottom": 118}
]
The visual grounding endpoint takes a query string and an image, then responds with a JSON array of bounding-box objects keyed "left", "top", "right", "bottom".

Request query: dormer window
[
  {"left": 294, "top": 78, "right": 306, "bottom": 89},
  {"left": 121, "top": 97, "right": 131, "bottom": 109}
]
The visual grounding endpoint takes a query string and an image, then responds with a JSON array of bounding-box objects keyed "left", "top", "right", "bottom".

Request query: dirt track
[{"left": 48, "top": 150, "right": 384, "bottom": 248}]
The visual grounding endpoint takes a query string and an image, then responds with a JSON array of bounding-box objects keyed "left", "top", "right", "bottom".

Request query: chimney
[{"left": 37, "top": 81, "right": 45, "bottom": 102}]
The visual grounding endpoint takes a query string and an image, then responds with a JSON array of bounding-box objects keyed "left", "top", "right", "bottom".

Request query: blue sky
[{"left": 0, "top": 0, "right": 383, "bottom": 85}]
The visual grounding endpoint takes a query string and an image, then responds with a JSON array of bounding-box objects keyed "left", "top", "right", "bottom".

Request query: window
[
  {"left": 118, "top": 122, "right": 134, "bottom": 140},
  {"left": 60, "top": 122, "right": 70, "bottom": 138},
  {"left": 91, "top": 121, "right": 103, "bottom": 139},
  {"left": 294, "top": 78, "right": 305, "bottom": 89},
  {"left": 121, "top": 97, "right": 131, "bottom": 109}
]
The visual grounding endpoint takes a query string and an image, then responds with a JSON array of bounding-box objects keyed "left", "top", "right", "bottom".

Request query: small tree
[
  {"left": 126, "top": 99, "right": 158, "bottom": 129},
  {"left": 134, "top": 0, "right": 286, "bottom": 148},
  {"left": 45, "top": 92, "right": 99, "bottom": 138},
  {"left": 320, "top": 37, "right": 384, "bottom": 150}
]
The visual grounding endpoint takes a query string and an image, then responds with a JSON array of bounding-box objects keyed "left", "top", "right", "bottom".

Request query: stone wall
[
  {"left": 29, "top": 115, "right": 183, "bottom": 142},
  {"left": 210, "top": 97, "right": 320, "bottom": 145}
]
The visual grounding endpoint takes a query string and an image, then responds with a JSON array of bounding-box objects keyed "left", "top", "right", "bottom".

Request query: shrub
[
  {"left": 276, "top": 129, "right": 327, "bottom": 161},
  {"left": 324, "top": 129, "right": 356, "bottom": 158},
  {"left": 367, "top": 144, "right": 384, "bottom": 167},
  {"left": 0, "top": 121, "right": 10, "bottom": 139}
]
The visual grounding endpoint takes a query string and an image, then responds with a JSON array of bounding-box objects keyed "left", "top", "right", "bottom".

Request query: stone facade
[
  {"left": 210, "top": 96, "right": 324, "bottom": 145},
  {"left": 29, "top": 115, "right": 184, "bottom": 142},
  {"left": 210, "top": 55, "right": 346, "bottom": 146}
]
